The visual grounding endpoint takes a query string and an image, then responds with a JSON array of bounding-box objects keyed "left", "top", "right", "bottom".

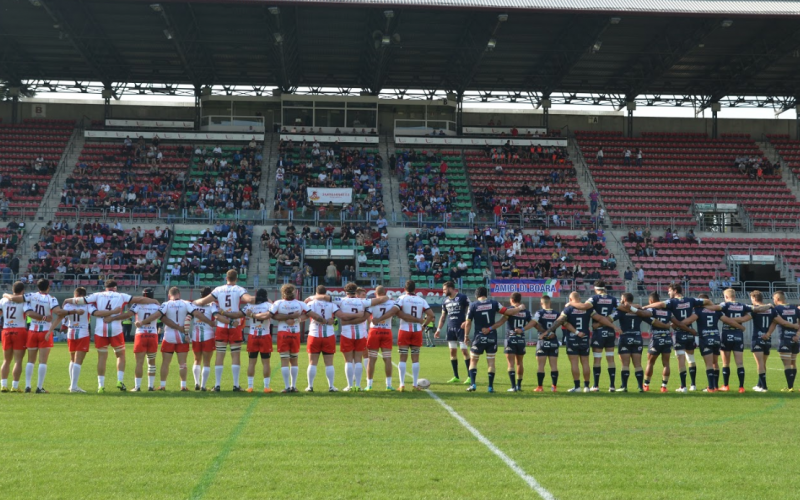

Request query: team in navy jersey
[{"left": 435, "top": 281, "right": 471, "bottom": 384}]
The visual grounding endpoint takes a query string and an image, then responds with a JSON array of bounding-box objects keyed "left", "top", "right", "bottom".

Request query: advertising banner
[
  {"left": 307, "top": 187, "right": 352, "bottom": 204},
  {"left": 489, "top": 279, "right": 561, "bottom": 298}
]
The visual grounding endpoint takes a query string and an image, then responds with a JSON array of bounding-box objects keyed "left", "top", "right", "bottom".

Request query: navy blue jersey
[
  {"left": 443, "top": 293, "right": 469, "bottom": 328},
  {"left": 533, "top": 309, "right": 559, "bottom": 332},
  {"left": 561, "top": 305, "right": 592, "bottom": 335},
  {"left": 507, "top": 309, "right": 532, "bottom": 335},
  {"left": 467, "top": 299, "right": 505, "bottom": 332},
  {"left": 695, "top": 307, "right": 722, "bottom": 333},
  {"left": 587, "top": 294, "right": 618, "bottom": 332},
  {"left": 774, "top": 305, "right": 800, "bottom": 340},
  {"left": 610, "top": 310, "right": 652, "bottom": 334},
  {"left": 752, "top": 308, "right": 778, "bottom": 336},
  {"left": 719, "top": 302, "right": 753, "bottom": 331},
  {"left": 650, "top": 309, "right": 673, "bottom": 336},
  {"left": 664, "top": 297, "right": 705, "bottom": 322}
]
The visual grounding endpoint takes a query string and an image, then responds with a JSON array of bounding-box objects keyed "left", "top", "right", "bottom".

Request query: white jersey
[
  {"left": 368, "top": 299, "right": 396, "bottom": 330},
  {"left": 0, "top": 297, "right": 28, "bottom": 329},
  {"left": 192, "top": 302, "right": 219, "bottom": 342},
  {"left": 307, "top": 300, "right": 339, "bottom": 338},
  {"left": 24, "top": 292, "right": 60, "bottom": 332},
  {"left": 270, "top": 299, "right": 309, "bottom": 334},
  {"left": 63, "top": 303, "right": 97, "bottom": 340},
  {"left": 396, "top": 294, "right": 430, "bottom": 333},
  {"left": 159, "top": 300, "right": 198, "bottom": 344},
  {"left": 211, "top": 284, "right": 248, "bottom": 328},
  {"left": 243, "top": 302, "right": 272, "bottom": 337},
  {"left": 336, "top": 297, "right": 371, "bottom": 339},
  {"left": 129, "top": 303, "right": 161, "bottom": 335},
  {"left": 85, "top": 291, "right": 132, "bottom": 337}
]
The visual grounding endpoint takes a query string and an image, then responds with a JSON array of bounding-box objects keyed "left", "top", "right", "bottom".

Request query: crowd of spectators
[
  {"left": 594, "top": 145, "right": 643, "bottom": 167},
  {"left": 273, "top": 138, "right": 384, "bottom": 220},
  {"left": 406, "top": 225, "right": 490, "bottom": 284},
  {"left": 169, "top": 220, "right": 253, "bottom": 284},
  {"left": 395, "top": 149, "right": 459, "bottom": 218},
  {"left": 734, "top": 154, "right": 778, "bottom": 180}
]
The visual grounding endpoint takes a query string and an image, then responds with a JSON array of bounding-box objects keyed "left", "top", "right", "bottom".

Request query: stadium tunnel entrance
[{"left": 738, "top": 264, "right": 784, "bottom": 291}]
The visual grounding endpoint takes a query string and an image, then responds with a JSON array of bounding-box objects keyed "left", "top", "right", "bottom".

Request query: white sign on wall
[{"left": 31, "top": 104, "right": 46, "bottom": 118}]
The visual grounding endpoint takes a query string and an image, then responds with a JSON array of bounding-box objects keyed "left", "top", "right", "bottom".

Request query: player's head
[
  {"left": 375, "top": 285, "right": 386, "bottom": 297},
  {"left": 773, "top": 291, "right": 786, "bottom": 304},
  {"left": 316, "top": 285, "right": 327, "bottom": 296},
  {"left": 105, "top": 279, "right": 118, "bottom": 290},
  {"left": 648, "top": 292, "right": 660, "bottom": 305},
  {"left": 621, "top": 292, "right": 634, "bottom": 305},
  {"left": 593, "top": 280, "right": 606, "bottom": 294},
  {"left": 357, "top": 287, "right": 366, "bottom": 298},
  {"left": 36, "top": 278, "right": 50, "bottom": 293},
  {"left": 74, "top": 286, "right": 87, "bottom": 298},
  {"left": 168, "top": 286, "right": 181, "bottom": 299},
  {"left": 749, "top": 290, "right": 764, "bottom": 305},
  {"left": 142, "top": 287, "right": 154, "bottom": 299},
  {"left": 540, "top": 294, "right": 551, "bottom": 308},
  {"left": 226, "top": 269, "right": 238, "bottom": 283},
  {"left": 12, "top": 281, "right": 24, "bottom": 295},
  {"left": 475, "top": 286, "right": 488, "bottom": 299},
  {"left": 569, "top": 291, "right": 581, "bottom": 303},
  {"left": 698, "top": 293, "right": 710, "bottom": 300},
  {"left": 723, "top": 288, "right": 736, "bottom": 301},
  {"left": 442, "top": 281, "right": 457, "bottom": 298},
  {"left": 510, "top": 292, "right": 522, "bottom": 306},
  {"left": 405, "top": 280, "right": 415, "bottom": 293},
  {"left": 344, "top": 282, "right": 358, "bottom": 296},
  {"left": 255, "top": 288, "right": 268, "bottom": 304},
  {"left": 281, "top": 283, "right": 296, "bottom": 300},
  {"left": 200, "top": 286, "right": 212, "bottom": 298},
  {"left": 668, "top": 283, "right": 683, "bottom": 298}
]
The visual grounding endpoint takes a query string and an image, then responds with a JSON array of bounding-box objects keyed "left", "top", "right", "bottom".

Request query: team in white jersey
[
  {"left": 384, "top": 281, "right": 434, "bottom": 391},
  {"left": 241, "top": 289, "right": 273, "bottom": 393},
  {"left": 304, "top": 285, "right": 353, "bottom": 392},
  {"left": 365, "top": 286, "right": 397, "bottom": 391},
  {"left": 271, "top": 284, "right": 325, "bottom": 393},
  {"left": 1, "top": 282, "right": 33, "bottom": 392},
  {"left": 191, "top": 288, "right": 221, "bottom": 390},
  {"left": 120, "top": 289, "right": 162, "bottom": 391}
]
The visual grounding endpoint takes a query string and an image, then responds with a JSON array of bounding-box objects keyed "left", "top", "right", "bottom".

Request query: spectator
[
  {"left": 325, "top": 261, "right": 338, "bottom": 285},
  {"left": 709, "top": 278, "right": 719, "bottom": 293},
  {"left": 416, "top": 256, "right": 430, "bottom": 275},
  {"left": 624, "top": 267, "right": 634, "bottom": 293},
  {"left": 636, "top": 266, "right": 645, "bottom": 294},
  {"left": 589, "top": 190, "right": 599, "bottom": 214},
  {"left": 596, "top": 146, "right": 604, "bottom": 166}
]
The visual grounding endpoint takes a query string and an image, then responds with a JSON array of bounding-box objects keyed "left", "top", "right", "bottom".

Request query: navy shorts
[
  {"left": 648, "top": 334, "right": 673, "bottom": 355},
  {"left": 504, "top": 335, "right": 526, "bottom": 355},
  {"left": 699, "top": 332, "right": 721, "bottom": 356},
  {"left": 674, "top": 333, "right": 697, "bottom": 351},
  {"left": 536, "top": 338, "right": 559, "bottom": 357},
  {"left": 720, "top": 331, "right": 744, "bottom": 352},
  {"left": 566, "top": 334, "right": 590, "bottom": 357},
  {"left": 778, "top": 338, "right": 800, "bottom": 355},
  {"left": 618, "top": 333, "right": 643, "bottom": 355},
  {"left": 471, "top": 331, "right": 498, "bottom": 355},
  {"left": 751, "top": 335, "right": 772, "bottom": 355},
  {"left": 591, "top": 330, "right": 615, "bottom": 349},
  {"left": 446, "top": 325, "right": 465, "bottom": 342}
]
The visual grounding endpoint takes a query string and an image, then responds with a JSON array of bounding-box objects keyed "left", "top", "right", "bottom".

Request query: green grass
[{"left": 2, "top": 344, "right": 799, "bottom": 499}]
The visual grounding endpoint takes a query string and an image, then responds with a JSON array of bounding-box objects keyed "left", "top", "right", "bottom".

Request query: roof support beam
[
  {"left": 264, "top": 5, "right": 301, "bottom": 92},
  {"left": 441, "top": 12, "right": 506, "bottom": 96},
  {"left": 359, "top": 9, "right": 402, "bottom": 95},
  {"left": 152, "top": 4, "right": 201, "bottom": 88}
]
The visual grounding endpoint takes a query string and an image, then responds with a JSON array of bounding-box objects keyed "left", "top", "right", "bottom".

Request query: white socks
[
  {"left": 307, "top": 365, "right": 317, "bottom": 388},
  {"left": 386, "top": 376, "right": 393, "bottom": 388},
  {"left": 148, "top": 376, "right": 155, "bottom": 389},
  {"left": 98, "top": 375, "right": 105, "bottom": 388},
  {"left": 291, "top": 366, "right": 298, "bottom": 388},
  {"left": 135, "top": 377, "right": 142, "bottom": 389},
  {"left": 354, "top": 362, "right": 363, "bottom": 388},
  {"left": 263, "top": 377, "right": 270, "bottom": 389},
  {"left": 192, "top": 365, "right": 201, "bottom": 385},
  {"left": 231, "top": 365, "right": 240, "bottom": 387},
  {"left": 247, "top": 376, "right": 254, "bottom": 389},
  {"left": 214, "top": 365, "right": 223, "bottom": 387},
  {"left": 71, "top": 363, "right": 81, "bottom": 390},
  {"left": 412, "top": 362, "right": 420, "bottom": 387},
  {"left": 37, "top": 364, "right": 47, "bottom": 389},
  {"left": 117, "top": 370, "right": 124, "bottom": 383},
  {"left": 325, "top": 366, "right": 335, "bottom": 389},
  {"left": 69, "top": 361, "right": 74, "bottom": 386},
  {"left": 281, "top": 366, "right": 291, "bottom": 389},
  {"left": 344, "top": 362, "right": 354, "bottom": 387},
  {"left": 25, "top": 362, "right": 34, "bottom": 388},
  {"left": 202, "top": 367, "right": 210, "bottom": 388},
  {"left": 398, "top": 362, "right": 407, "bottom": 385}
]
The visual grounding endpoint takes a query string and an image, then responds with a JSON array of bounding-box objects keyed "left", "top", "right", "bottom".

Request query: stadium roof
[{"left": 1, "top": 0, "right": 799, "bottom": 108}]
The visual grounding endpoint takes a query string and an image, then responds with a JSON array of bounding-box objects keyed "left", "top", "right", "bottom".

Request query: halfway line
[
  {"left": 392, "top": 363, "right": 555, "bottom": 500},
  {"left": 189, "top": 398, "right": 259, "bottom": 500}
]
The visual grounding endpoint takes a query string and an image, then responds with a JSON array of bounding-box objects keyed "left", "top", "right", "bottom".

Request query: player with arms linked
[
  {"left": 434, "top": 281, "right": 471, "bottom": 384},
  {"left": 764, "top": 291, "right": 800, "bottom": 391},
  {"left": 493, "top": 292, "right": 538, "bottom": 392}
]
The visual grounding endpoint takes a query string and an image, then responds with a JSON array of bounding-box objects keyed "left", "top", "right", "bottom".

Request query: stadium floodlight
[
  {"left": 384, "top": 10, "right": 394, "bottom": 19},
  {"left": 592, "top": 40, "right": 603, "bottom": 53},
  {"left": 721, "top": 19, "right": 733, "bottom": 28},
  {"left": 274, "top": 32, "right": 284, "bottom": 43},
  {"left": 610, "top": 16, "right": 621, "bottom": 24},
  {"left": 486, "top": 38, "right": 497, "bottom": 51},
  {"left": 268, "top": 6, "right": 280, "bottom": 15},
  {"left": 28, "top": 0, "right": 42, "bottom": 6},
  {"left": 381, "top": 35, "right": 391, "bottom": 47},
  {"left": 163, "top": 29, "right": 173, "bottom": 40},
  {"left": 149, "top": 3, "right": 163, "bottom": 12},
  {"left": 498, "top": 13, "right": 508, "bottom": 22}
]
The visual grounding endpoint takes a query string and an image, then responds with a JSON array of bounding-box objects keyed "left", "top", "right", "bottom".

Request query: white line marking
[{"left": 393, "top": 363, "right": 555, "bottom": 499}]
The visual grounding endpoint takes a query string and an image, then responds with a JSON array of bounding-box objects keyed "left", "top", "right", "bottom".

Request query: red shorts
[
  {"left": 133, "top": 333, "right": 159, "bottom": 354},
  {"left": 398, "top": 329, "right": 423, "bottom": 347},
  {"left": 68, "top": 337, "right": 91, "bottom": 353},
  {"left": 215, "top": 326, "right": 243, "bottom": 344},
  {"left": 307, "top": 335, "right": 336, "bottom": 354},
  {"left": 26, "top": 330, "right": 54, "bottom": 349},
  {"left": 340, "top": 336, "right": 367, "bottom": 353},
  {"left": 277, "top": 331, "right": 300, "bottom": 353},
  {"left": 192, "top": 339, "right": 216, "bottom": 354},
  {"left": 367, "top": 328, "right": 393, "bottom": 350},
  {"left": 247, "top": 335, "right": 273, "bottom": 354},
  {"left": 161, "top": 340, "right": 190, "bottom": 354},
  {"left": 95, "top": 334, "right": 125, "bottom": 349},
  {"left": 2, "top": 328, "right": 28, "bottom": 351}
]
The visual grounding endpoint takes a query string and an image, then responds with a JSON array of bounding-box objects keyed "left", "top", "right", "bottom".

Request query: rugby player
[
  {"left": 567, "top": 281, "right": 621, "bottom": 391},
  {"left": 191, "top": 287, "right": 220, "bottom": 390},
  {"left": 117, "top": 289, "right": 161, "bottom": 391},
  {"left": 531, "top": 295, "right": 564, "bottom": 392},
  {"left": 194, "top": 270, "right": 256, "bottom": 392},
  {"left": 493, "top": 292, "right": 535, "bottom": 392},
  {"left": 305, "top": 286, "right": 346, "bottom": 392},
  {"left": 465, "top": 286, "right": 525, "bottom": 393},
  {"left": 610, "top": 293, "right": 648, "bottom": 392},
  {"left": 393, "top": 282, "right": 433, "bottom": 391},
  {"left": 646, "top": 284, "right": 707, "bottom": 391},
  {"left": 764, "top": 292, "right": 800, "bottom": 391},
  {"left": 365, "top": 286, "right": 396, "bottom": 391},
  {"left": 64, "top": 279, "right": 153, "bottom": 392},
  {"left": 744, "top": 291, "right": 778, "bottom": 392},
  {"left": 241, "top": 289, "right": 274, "bottom": 393},
  {"left": 0, "top": 282, "right": 28, "bottom": 392},
  {"left": 434, "top": 281, "right": 471, "bottom": 383}
]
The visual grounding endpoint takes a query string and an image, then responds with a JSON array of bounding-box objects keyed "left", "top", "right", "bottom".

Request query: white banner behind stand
[
  {"left": 307, "top": 187, "right": 353, "bottom": 204},
  {"left": 85, "top": 130, "right": 259, "bottom": 141},
  {"left": 280, "top": 134, "right": 378, "bottom": 144},
  {"left": 105, "top": 119, "right": 194, "bottom": 129},
  {"left": 394, "top": 136, "right": 567, "bottom": 147}
]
